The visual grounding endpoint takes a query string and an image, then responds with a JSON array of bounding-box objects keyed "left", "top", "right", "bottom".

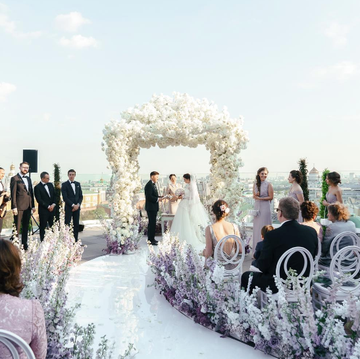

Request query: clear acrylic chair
[{"left": 0, "top": 329, "right": 35, "bottom": 359}]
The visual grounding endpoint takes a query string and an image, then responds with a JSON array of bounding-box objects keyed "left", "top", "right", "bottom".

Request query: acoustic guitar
[{"left": 0, "top": 192, "right": 10, "bottom": 218}]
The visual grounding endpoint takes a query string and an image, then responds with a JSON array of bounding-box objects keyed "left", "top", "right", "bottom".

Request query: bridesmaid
[
  {"left": 322, "top": 171, "right": 343, "bottom": 207},
  {"left": 288, "top": 170, "right": 304, "bottom": 222},
  {"left": 252, "top": 167, "right": 273, "bottom": 254},
  {"left": 165, "top": 174, "right": 182, "bottom": 215}
]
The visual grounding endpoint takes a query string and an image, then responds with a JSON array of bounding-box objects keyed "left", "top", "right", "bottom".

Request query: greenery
[
  {"left": 320, "top": 169, "right": 330, "bottom": 218},
  {"left": 53, "top": 163, "right": 62, "bottom": 221},
  {"left": 299, "top": 158, "right": 309, "bottom": 201},
  {"left": 80, "top": 206, "right": 109, "bottom": 221}
]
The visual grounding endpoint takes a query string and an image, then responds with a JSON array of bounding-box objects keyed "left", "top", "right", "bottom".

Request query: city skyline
[{"left": 1, "top": 1, "right": 360, "bottom": 176}]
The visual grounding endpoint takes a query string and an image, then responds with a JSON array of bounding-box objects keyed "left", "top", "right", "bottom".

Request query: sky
[{"left": 1, "top": 0, "right": 360, "bottom": 179}]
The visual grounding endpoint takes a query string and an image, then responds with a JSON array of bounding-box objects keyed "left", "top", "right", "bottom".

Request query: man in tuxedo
[
  {"left": 34, "top": 171, "right": 56, "bottom": 241},
  {"left": 10, "top": 162, "right": 35, "bottom": 250},
  {"left": 241, "top": 197, "right": 318, "bottom": 293},
  {"left": 144, "top": 171, "right": 163, "bottom": 246},
  {"left": 61, "top": 169, "right": 83, "bottom": 241},
  {"left": 0, "top": 167, "right": 10, "bottom": 236}
]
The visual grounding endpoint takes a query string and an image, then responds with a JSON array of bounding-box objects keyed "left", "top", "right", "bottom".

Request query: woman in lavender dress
[
  {"left": 252, "top": 167, "right": 273, "bottom": 254},
  {"left": 322, "top": 171, "right": 343, "bottom": 207},
  {"left": 288, "top": 170, "right": 304, "bottom": 222}
]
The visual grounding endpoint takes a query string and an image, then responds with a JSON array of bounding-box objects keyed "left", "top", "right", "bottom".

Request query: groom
[{"left": 145, "top": 171, "right": 163, "bottom": 246}]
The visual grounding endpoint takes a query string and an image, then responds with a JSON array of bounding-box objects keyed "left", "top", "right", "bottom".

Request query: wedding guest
[
  {"left": 322, "top": 171, "right": 343, "bottom": 207},
  {"left": 34, "top": 172, "right": 56, "bottom": 241},
  {"left": 288, "top": 170, "right": 304, "bottom": 222},
  {"left": 203, "top": 200, "right": 241, "bottom": 268},
  {"left": 300, "top": 201, "right": 323, "bottom": 241},
  {"left": 0, "top": 239, "right": 47, "bottom": 358},
  {"left": 251, "top": 225, "right": 274, "bottom": 270},
  {"left": 319, "top": 202, "right": 356, "bottom": 267},
  {"left": 165, "top": 174, "right": 182, "bottom": 215},
  {"left": 10, "top": 162, "right": 35, "bottom": 250},
  {"left": 241, "top": 197, "right": 318, "bottom": 293},
  {"left": 61, "top": 169, "right": 83, "bottom": 242},
  {"left": 252, "top": 167, "right": 273, "bottom": 254}
]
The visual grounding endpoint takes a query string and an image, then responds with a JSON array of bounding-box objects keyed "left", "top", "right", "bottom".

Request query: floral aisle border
[
  {"left": 18, "top": 214, "right": 120, "bottom": 358},
  {"left": 102, "top": 92, "right": 248, "bottom": 253},
  {"left": 148, "top": 234, "right": 360, "bottom": 359}
]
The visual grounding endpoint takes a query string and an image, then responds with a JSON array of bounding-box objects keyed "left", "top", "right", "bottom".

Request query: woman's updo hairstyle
[
  {"left": 327, "top": 172, "right": 341, "bottom": 185},
  {"left": 328, "top": 202, "right": 349, "bottom": 221},
  {"left": 212, "top": 200, "right": 230, "bottom": 221},
  {"left": 183, "top": 173, "right": 191, "bottom": 181},
  {"left": 290, "top": 170, "right": 302, "bottom": 184},
  {"left": 169, "top": 174, "right": 176, "bottom": 180}
]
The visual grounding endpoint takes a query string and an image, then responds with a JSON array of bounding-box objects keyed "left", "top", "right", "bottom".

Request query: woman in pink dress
[
  {"left": 252, "top": 167, "right": 273, "bottom": 254},
  {"left": 0, "top": 239, "right": 47, "bottom": 359},
  {"left": 288, "top": 170, "right": 304, "bottom": 222}
]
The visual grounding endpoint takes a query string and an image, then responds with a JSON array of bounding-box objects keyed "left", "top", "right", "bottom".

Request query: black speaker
[{"left": 23, "top": 149, "right": 38, "bottom": 173}]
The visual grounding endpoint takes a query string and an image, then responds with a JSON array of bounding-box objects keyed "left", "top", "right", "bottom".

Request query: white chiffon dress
[{"left": 170, "top": 182, "right": 210, "bottom": 249}]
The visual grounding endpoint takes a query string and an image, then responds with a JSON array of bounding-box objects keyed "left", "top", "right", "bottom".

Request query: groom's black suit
[
  {"left": 241, "top": 220, "right": 318, "bottom": 293},
  {"left": 144, "top": 180, "right": 160, "bottom": 243},
  {"left": 34, "top": 182, "right": 55, "bottom": 241}
]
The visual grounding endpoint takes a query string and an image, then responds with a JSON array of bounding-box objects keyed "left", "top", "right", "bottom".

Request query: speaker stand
[{"left": 31, "top": 214, "right": 40, "bottom": 235}]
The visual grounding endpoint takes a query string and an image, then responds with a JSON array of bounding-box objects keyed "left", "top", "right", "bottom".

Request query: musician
[
  {"left": 34, "top": 172, "right": 56, "bottom": 241},
  {"left": 0, "top": 167, "right": 10, "bottom": 236},
  {"left": 61, "top": 169, "right": 83, "bottom": 242},
  {"left": 10, "top": 162, "right": 35, "bottom": 250}
]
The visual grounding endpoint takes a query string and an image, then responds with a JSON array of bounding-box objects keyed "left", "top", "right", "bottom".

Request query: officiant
[{"left": 165, "top": 174, "right": 182, "bottom": 215}]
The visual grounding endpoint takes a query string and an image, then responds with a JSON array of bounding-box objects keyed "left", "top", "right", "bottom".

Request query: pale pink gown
[{"left": 0, "top": 293, "right": 47, "bottom": 359}]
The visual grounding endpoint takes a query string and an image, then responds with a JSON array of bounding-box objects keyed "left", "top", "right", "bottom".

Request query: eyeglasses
[{"left": 275, "top": 208, "right": 282, "bottom": 212}]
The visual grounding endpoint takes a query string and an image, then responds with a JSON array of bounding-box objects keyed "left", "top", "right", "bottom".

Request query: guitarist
[{"left": 0, "top": 167, "right": 10, "bottom": 236}]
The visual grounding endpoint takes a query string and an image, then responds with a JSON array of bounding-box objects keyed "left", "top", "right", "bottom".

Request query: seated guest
[
  {"left": 0, "top": 239, "right": 47, "bottom": 359},
  {"left": 319, "top": 202, "right": 356, "bottom": 267},
  {"left": 250, "top": 225, "right": 274, "bottom": 270},
  {"left": 241, "top": 197, "right": 318, "bottom": 293},
  {"left": 300, "top": 201, "right": 323, "bottom": 241},
  {"left": 203, "top": 200, "right": 241, "bottom": 268}
]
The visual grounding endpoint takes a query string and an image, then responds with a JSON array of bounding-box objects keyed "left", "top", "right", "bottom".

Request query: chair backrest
[
  {"left": 330, "top": 245, "right": 360, "bottom": 293},
  {"left": 0, "top": 330, "right": 35, "bottom": 359},
  {"left": 314, "top": 236, "right": 322, "bottom": 271},
  {"left": 329, "top": 231, "right": 360, "bottom": 259},
  {"left": 214, "top": 234, "right": 245, "bottom": 276},
  {"left": 275, "top": 246, "right": 314, "bottom": 289}
]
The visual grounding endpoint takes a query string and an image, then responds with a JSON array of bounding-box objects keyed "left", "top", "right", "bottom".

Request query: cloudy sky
[{"left": 1, "top": 1, "right": 360, "bottom": 178}]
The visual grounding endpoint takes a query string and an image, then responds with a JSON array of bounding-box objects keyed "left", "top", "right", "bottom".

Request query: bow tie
[
  {"left": 43, "top": 183, "right": 48, "bottom": 186},
  {"left": 22, "top": 176, "right": 27, "bottom": 178},
  {"left": 70, "top": 182, "right": 75, "bottom": 184}
]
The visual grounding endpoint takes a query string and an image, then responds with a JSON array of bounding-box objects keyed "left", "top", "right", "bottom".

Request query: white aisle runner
[{"left": 66, "top": 240, "right": 268, "bottom": 358}]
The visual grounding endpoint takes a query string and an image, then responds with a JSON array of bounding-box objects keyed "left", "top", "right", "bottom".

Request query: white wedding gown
[{"left": 170, "top": 180, "right": 210, "bottom": 249}]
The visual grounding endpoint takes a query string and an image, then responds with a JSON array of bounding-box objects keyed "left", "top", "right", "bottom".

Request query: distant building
[{"left": 308, "top": 166, "right": 320, "bottom": 184}]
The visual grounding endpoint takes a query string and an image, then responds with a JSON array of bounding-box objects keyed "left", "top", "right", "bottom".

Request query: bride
[{"left": 170, "top": 173, "right": 210, "bottom": 248}]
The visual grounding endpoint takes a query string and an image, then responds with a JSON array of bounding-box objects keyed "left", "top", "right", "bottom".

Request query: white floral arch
[{"left": 102, "top": 92, "right": 248, "bottom": 251}]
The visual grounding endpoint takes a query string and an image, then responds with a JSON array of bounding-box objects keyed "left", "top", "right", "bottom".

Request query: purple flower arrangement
[
  {"left": 148, "top": 233, "right": 360, "bottom": 358},
  {"left": 16, "top": 211, "right": 117, "bottom": 358}
]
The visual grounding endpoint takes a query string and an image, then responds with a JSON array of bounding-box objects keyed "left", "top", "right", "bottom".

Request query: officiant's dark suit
[
  {"left": 61, "top": 170, "right": 83, "bottom": 242},
  {"left": 34, "top": 173, "right": 56, "bottom": 241},
  {"left": 10, "top": 163, "right": 35, "bottom": 250},
  {"left": 241, "top": 197, "right": 318, "bottom": 293},
  {"left": 145, "top": 172, "right": 161, "bottom": 245}
]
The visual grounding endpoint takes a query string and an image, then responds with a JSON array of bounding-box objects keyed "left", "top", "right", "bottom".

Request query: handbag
[{"left": 248, "top": 209, "right": 260, "bottom": 217}]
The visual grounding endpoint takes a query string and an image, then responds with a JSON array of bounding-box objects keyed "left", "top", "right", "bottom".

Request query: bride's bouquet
[{"left": 175, "top": 188, "right": 185, "bottom": 197}]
